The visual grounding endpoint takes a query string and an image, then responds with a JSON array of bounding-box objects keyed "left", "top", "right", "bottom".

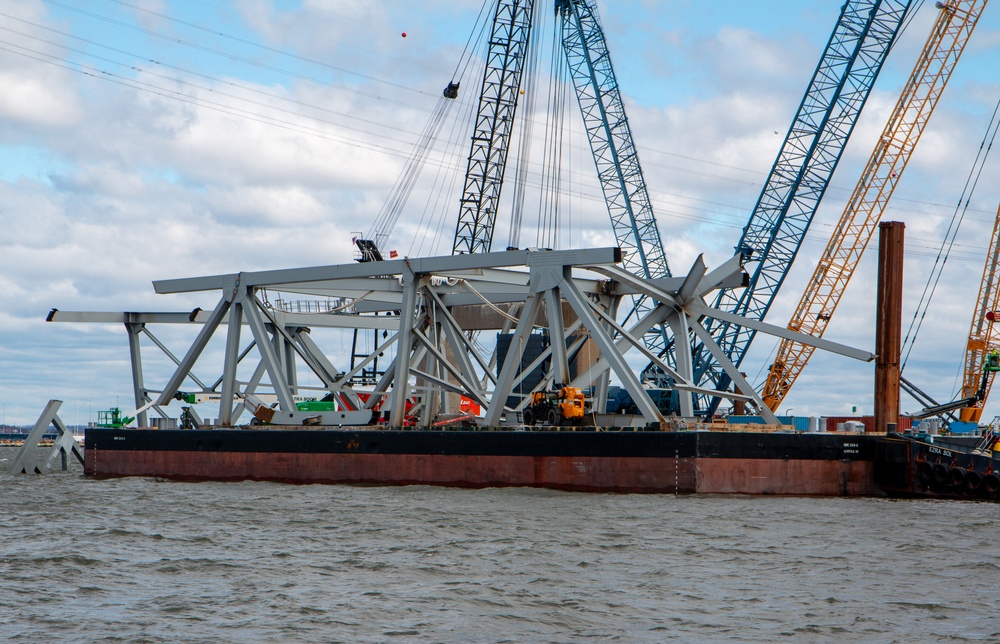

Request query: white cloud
[{"left": 0, "top": 0, "right": 998, "bottom": 425}]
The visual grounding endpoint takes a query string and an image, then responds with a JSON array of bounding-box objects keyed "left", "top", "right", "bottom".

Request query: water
[{"left": 2, "top": 448, "right": 1000, "bottom": 642}]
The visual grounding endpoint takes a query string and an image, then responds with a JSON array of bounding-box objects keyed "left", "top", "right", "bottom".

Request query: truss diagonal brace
[
  {"left": 559, "top": 277, "right": 664, "bottom": 423},
  {"left": 156, "top": 294, "right": 231, "bottom": 406}
]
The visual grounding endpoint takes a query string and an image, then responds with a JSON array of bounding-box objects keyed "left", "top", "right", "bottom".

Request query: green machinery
[{"left": 97, "top": 407, "right": 134, "bottom": 429}]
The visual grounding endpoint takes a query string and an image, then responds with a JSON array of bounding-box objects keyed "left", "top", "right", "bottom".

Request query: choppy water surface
[{"left": 2, "top": 448, "right": 999, "bottom": 642}]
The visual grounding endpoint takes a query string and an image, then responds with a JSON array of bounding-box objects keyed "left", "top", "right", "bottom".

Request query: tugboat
[{"left": 876, "top": 426, "right": 1000, "bottom": 500}]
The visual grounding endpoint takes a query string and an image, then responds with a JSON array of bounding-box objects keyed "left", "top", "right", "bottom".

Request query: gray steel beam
[
  {"left": 546, "top": 287, "right": 571, "bottom": 386},
  {"left": 665, "top": 309, "right": 695, "bottom": 417},
  {"left": 578, "top": 297, "right": 688, "bottom": 387},
  {"left": 389, "top": 270, "right": 420, "bottom": 427},
  {"left": 569, "top": 300, "right": 670, "bottom": 390},
  {"left": 9, "top": 400, "right": 64, "bottom": 474},
  {"left": 219, "top": 301, "right": 243, "bottom": 426},
  {"left": 426, "top": 288, "right": 497, "bottom": 386},
  {"left": 45, "top": 412, "right": 83, "bottom": 471},
  {"left": 125, "top": 322, "right": 148, "bottom": 427},
  {"left": 241, "top": 292, "right": 296, "bottom": 412},
  {"left": 336, "top": 330, "right": 399, "bottom": 388},
  {"left": 558, "top": 277, "right": 663, "bottom": 423},
  {"left": 688, "top": 321, "right": 780, "bottom": 425},
  {"left": 153, "top": 247, "right": 620, "bottom": 294},
  {"left": 412, "top": 326, "right": 487, "bottom": 407},
  {"left": 50, "top": 308, "right": 399, "bottom": 331},
  {"left": 142, "top": 327, "right": 210, "bottom": 390},
  {"left": 48, "top": 310, "right": 211, "bottom": 324},
  {"left": 155, "top": 295, "right": 231, "bottom": 406},
  {"left": 290, "top": 328, "right": 347, "bottom": 388},
  {"left": 484, "top": 291, "right": 544, "bottom": 426},
  {"left": 686, "top": 299, "right": 874, "bottom": 362}
]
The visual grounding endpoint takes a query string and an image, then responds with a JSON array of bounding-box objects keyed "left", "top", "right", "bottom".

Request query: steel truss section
[
  {"left": 8, "top": 400, "right": 83, "bottom": 474},
  {"left": 52, "top": 248, "right": 873, "bottom": 430}
]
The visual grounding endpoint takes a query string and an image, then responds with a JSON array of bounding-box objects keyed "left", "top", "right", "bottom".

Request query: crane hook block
[{"left": 443, "top": 81, "right": 460, "bottom": 99}]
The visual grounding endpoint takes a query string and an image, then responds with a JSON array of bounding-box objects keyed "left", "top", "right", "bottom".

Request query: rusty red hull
[
  {"left": 87, "top": 451, "right": 700, "bottom": 493},
  {"left": 695, "top": 458, "right": 877, "bottom": 495},
  {"left": 84, "top": 427, "right": 885, "bottom": 495}
]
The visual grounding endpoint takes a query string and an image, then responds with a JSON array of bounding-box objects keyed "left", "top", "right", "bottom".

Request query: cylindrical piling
[{"left": 874, "top": 221, "right": 904, "bottom": 434}]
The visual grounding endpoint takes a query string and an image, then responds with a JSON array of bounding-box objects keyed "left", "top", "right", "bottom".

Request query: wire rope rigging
[
  {"left": 894, "top": 97, "right": 1000, "bottom": 425},
  {"left": 899, "top": 96, "right": 1000, "bottom": 372}
]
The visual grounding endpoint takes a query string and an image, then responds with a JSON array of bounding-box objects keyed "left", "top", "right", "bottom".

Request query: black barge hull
[
  {"left": 85, "top": 428, "right": 888, "bottom": 495},
  {"left": 875, "top": 436, "right": 1000, "bottom": 500}
]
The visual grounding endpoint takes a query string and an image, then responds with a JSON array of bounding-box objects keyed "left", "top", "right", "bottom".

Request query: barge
[
  {"left": 84, "top": 426, "right": 1000, "bottom": 499},
  {"left": 72, "top": 426, "right": 905, "bottom": 496},
  {"left": 61, "top": 246, "right": 999, "bottom": 499}
]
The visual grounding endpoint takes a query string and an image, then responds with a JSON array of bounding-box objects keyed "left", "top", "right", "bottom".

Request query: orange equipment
[
  {"left": 523, "top": 386, "right": 588, "bottom": 426},
  {"left": 959, "top": 204, "right": 1000, "bottom": 423}
]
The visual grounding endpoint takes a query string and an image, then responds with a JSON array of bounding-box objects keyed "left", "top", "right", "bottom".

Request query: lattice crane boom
[
  {"left": 557, "top": 0, "right": 671, "bottom": 355},
  {"left": 761, "top": 0, "right": 989, "bottom": 411},
  {"left": 453, "top": 0, "right": 535, "bottom": 256},
  {"left": 557, "top": 0, "right": 669, "bottom": 281},
  {"left": 689, "top": 0, "right": 912, "bottom": 408},
  {"left": 959, "top": 202, "right": 1000, "bottom": 423},
  {"left": 450, "top": 0, "right": 672, "bottom": 364},
  {"left": 452, "top": 0, "right": 670, "bottom": 300}
]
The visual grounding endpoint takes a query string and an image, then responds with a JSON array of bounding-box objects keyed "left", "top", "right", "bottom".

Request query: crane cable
[
  {"left": 366, "top": 0, "right": 494, "bottom": 248},
  {"left": 900, "top": 94, "right": 1000, "bottom": 374},
  {"left": 536, "top": 21, "right": 569, "bottom": 250},
  {"left": 505, "top": 1, "right": 547, "bottom": 250},
  {"left": 365, "top": 94, "right": 457, "bottom": 245},
  {"left": 410, "top": 89, "right": 485, "bottom": 257}
]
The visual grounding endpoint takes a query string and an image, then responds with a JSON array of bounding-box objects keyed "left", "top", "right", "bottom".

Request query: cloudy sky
[{"left": 0, "top": 0, "right": 998, "bottom": 427}]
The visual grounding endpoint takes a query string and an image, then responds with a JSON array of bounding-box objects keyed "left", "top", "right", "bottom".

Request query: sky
[{"left": 0, "top": 0, "right": 998, "bottom": 427}]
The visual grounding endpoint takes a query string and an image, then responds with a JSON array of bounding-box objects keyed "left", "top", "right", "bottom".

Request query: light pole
[{"left": 785, "top": 408, "right": 794, "bottom": 418}]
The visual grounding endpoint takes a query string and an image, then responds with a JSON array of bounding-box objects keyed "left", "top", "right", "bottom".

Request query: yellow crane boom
[
  {"left": 959, "top": 203, "right": 1000, "bottom": 424},
  {"left": 761, "top": 0, "right": 988, "bottom": 411}
]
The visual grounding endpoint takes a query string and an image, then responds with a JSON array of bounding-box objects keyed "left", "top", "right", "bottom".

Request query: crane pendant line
[{"left": 959, "top": 203, "right": 1000, "bottom": 424}]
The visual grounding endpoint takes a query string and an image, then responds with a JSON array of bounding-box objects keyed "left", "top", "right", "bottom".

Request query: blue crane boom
[
  {"left": 453, "top": 0, "right": 669, "bottom": 289},
  {"left": 686, "top": 0, "right": 913, "bottom": 411},
  {"left": 557, "top": 0, "right": 672, "bottom": 356},
  {"left": 449, "top": 1, "right": 914, "bottom": 416},
  {"left": 556, "top": 0, "right": 670, "bottom": 282}
]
